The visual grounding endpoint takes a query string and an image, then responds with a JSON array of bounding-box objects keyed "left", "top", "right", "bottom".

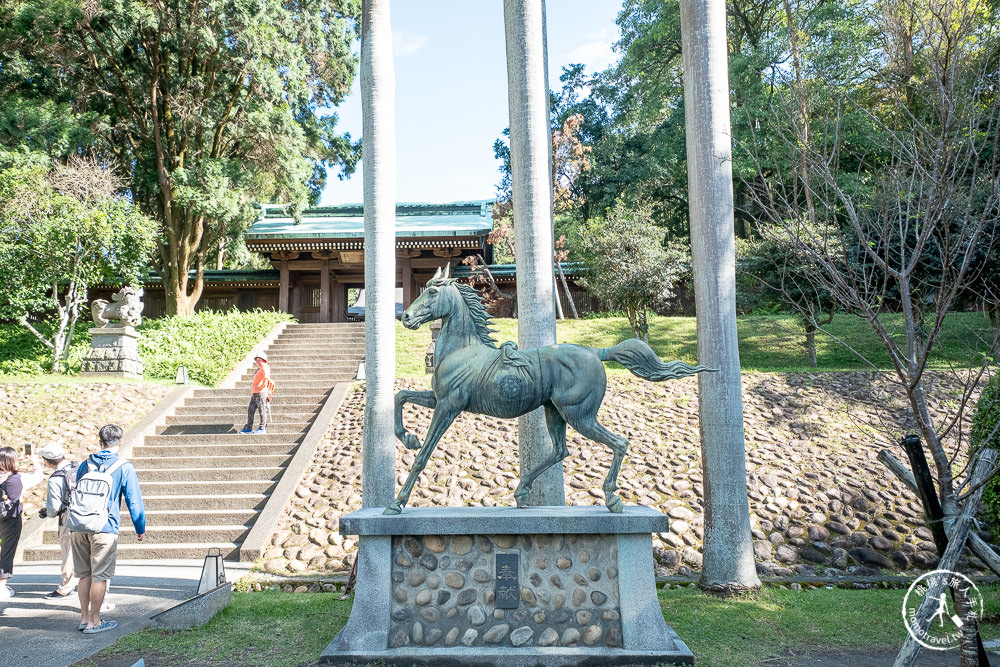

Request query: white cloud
[
  {"left": 563, "top": 25, "right": 619, "bottom": 71},
  {"left": 393, "top": 31, "right": 427, "bottom": 57}
]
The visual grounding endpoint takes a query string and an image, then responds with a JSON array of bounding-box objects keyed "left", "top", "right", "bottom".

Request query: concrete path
[{"left": 0, "top": 559, "right": 252, "bottom": 667}]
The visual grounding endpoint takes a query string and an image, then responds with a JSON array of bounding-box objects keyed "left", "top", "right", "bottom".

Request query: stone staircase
[{"left": 23, "top": 322, "right": 364, "bottom": 561}]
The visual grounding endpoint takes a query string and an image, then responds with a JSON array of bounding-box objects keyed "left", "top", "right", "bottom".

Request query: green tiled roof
[
  {"left": 452, "top": 262, "right": 585, "bottom": 279},
  {"left": 246, "top": 201, "right": 494, "bottom": 240},
  {"left": 140, "top": 270, "right": 280, "bottom": 284}
]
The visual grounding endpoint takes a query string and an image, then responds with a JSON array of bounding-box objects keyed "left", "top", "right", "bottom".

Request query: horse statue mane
[
  {"left": 91, "top": 287, "right": 144, "bottom": 328},
  {"left": 425, "top": 270, "right": 499, "bottom": 348}
]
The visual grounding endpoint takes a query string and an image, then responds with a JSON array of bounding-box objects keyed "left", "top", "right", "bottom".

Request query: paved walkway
[{"left": 0, "top": 559, "right": 252, "bottom": 667}]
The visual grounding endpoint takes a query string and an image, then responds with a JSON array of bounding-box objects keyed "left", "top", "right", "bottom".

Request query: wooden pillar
[
  {"left": 332, "top": 278, "right": 345, "bottom": 322},
  {"left": 400, "top": 255, "right": 414, "bottom": 307},
  {"left": 278, "top": 260, "right": 290, "bottom": 313},
  {"left": 319, "top": 252, "right": 332, "bottom": 323}
]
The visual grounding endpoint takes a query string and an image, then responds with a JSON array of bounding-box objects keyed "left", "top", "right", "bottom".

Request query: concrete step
[
  {"left": 140, "top": 479, "right": 278, "bottom": 495},
  {"left": 136, "top": 443, "right": 298, "bottom": 457},
  {"left": 267, "top": 343, "right": 365, "bottom": 351},
  {"left": 276, "top": 333, "right": 365, "bottom": 341},
  {"left": 121, "top": 508, "right": 258, "bottom": 527},
  {"left": 192, "top": 388, "right": 331, "bottom": 400},
  {"left": 156, "top": 423, "right": 307, "bottom": 436},
  {"left": 176, "top": 399, "right": 324, "bottom": 410},
  {"left": 42, "top": 523, "right": 250, "bottom": 545},
  {"left": 132, "top": 454, "right": 293, "bottom": 470},
  {"left": 143, "top": 494, "right": 269, "bottom": 512},
  {"left": 23, "top": 542, "right": 242, "bottom": 562},
  {"left": 133, "top": 466, "right": 284, "bottom": 483},
  {"left": 284, "top": 323, "right": 365, "bottom": 330},
  {"left": 236, "top": 377, "right": 354, "bottom": 388},
  {"left": 165, "top": 412, "right": 319, "bottom": 424},
  {"left": 142, "top": 433, "right": 304, "bottom": 447},
  {"left": 255, "top": 350, "right": 365, "bottom": 358},
  {"left": 239, "top": 368, "right": 357, "bottom": 377}
]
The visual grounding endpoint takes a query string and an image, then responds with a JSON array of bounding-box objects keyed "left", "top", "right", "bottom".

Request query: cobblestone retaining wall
[{"left": 388, "top": 534, "right": 622, "bottom": 649}]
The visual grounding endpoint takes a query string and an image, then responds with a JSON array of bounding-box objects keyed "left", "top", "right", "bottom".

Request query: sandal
[
  {"left": 82, "top": 619, "right": 117, "bottom": 634},
  {"left": 78, "top": 623, "right": 87, "bottom": 631}
]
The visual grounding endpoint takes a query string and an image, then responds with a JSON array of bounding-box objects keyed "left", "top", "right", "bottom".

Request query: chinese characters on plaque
[{"left": 495, "top": 552, "right": 520, "bottom": 609}]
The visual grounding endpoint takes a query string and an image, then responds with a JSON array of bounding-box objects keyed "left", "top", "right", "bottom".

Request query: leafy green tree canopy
[
  {"left": 0, "top": 152, "right": 158, "bottom": 372},
  {"left": 0, "top": 0, "right": 360, "bottom": 315}
]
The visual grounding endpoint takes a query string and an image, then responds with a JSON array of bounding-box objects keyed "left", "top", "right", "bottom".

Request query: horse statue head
[
  {"left": 401, "top": 264, "right": 498, "bottom": 347},
  {"left": 401, "top": 264, "right": 453, "bottom": 330}
]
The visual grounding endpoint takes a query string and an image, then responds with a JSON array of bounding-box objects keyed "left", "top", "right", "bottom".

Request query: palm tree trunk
[
  {"left": 680, "top": 0, "right": 761, "bottom": 591},
  {"left": 360, "top": 0, "right": 396, "bottom": 510},
  {"left": 504, "top": 0, "right": 564, "bottom": 506}
]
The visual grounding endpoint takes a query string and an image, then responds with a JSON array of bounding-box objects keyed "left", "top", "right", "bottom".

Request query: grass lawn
[
  {"left": 79, "top": 584, "right": 1000, "bottom": 667},
  {"left": 396, "top": 311, "right": 995, "bottom": 377}
]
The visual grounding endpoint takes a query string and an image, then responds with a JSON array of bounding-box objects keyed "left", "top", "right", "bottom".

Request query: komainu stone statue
[
  {"left": 91, "top": 287, "right": 144, "bottom": 328},
  {"left": 388, "top": 264, "right": 715, "bottom": 516}
]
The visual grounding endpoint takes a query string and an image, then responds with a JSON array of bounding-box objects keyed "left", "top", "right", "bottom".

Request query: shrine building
[{"left": 131, "top": 200, "right": 496, "bottom": 321}]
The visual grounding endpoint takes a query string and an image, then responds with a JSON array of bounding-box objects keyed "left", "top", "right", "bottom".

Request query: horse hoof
[
  {"left": 383, "top": 502, "right": 402, "bottom": 515},
  {"left": 404, "top": 434, "right": 422, "bottom": 450},
  {"left": 514, "top": 491, "right": 528, "bottom": 508},
  {"left": 607, "top": 497, "right": 624, "bottom": 513}
]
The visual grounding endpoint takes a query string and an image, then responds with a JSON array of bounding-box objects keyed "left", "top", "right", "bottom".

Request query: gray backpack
[{"left": 66, "top": 458, "right": 128, "bottom": 533}]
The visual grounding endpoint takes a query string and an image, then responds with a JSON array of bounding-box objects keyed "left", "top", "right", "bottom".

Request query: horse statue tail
[{"left": 598, "top": 338, "right": 716, "bottom": 381}]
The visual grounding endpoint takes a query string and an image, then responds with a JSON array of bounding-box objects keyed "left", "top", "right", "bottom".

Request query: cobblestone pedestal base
[
  {"left": 80, "top": 326, "right": 143, "bottom": 379},
  {"left": 321, "top": 506, "right": 693, "bottom": 666}
]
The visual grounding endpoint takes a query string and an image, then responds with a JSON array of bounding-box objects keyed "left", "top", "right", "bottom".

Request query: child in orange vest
[{"left": 240, "top": 352, "right": 273, "bottom": 435}]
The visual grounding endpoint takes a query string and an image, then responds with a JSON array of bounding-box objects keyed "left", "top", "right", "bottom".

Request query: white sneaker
[{"left": 0, "top": 586, "right": 14, "bottom": 599}]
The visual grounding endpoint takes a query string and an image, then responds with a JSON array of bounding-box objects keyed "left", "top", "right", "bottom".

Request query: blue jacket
[{"left": 76, "top": 451, "right": 146, "bottom": 535}]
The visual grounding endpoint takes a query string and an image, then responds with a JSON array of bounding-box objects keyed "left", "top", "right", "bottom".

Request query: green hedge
[
  {"left": 138, "top": 309, "right": 292, "bottom": 386},
  {"left": 0, "top": 309, "right": 292, "bottom": 386},
  {"left": 971, "top": 373, "right": 1000, "bottom": 529}
]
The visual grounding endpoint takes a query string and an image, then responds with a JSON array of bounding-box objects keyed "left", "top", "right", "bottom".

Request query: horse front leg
[
  {"left": 384, "top": 402, "right": 458, "bottom": 515},
  {"left": 515, "top": 403, "right": 569, "bottom": 508},
  {"left": 394, "top": 389, "right": 437, "bottom": 450}
]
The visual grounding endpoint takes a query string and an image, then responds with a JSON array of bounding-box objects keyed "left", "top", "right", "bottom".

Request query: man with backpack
[
  {"left": 36, "top": 443, "right": 80, "bottom": 601},
  {"left": 68, "top": 424, "right": 145, "bottom": 634}
]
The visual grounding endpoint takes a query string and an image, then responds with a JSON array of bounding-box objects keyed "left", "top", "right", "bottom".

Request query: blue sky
[{"left": 319, "top": 1, "right": 623, "bottom": 206}]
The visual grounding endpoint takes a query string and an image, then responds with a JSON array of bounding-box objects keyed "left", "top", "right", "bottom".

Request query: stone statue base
[
  {"left": 321, "top": 506, "right": 693, "bottom": 666},
  {"left": 80, "top": 326, "right": 143, "bottom": 379}
]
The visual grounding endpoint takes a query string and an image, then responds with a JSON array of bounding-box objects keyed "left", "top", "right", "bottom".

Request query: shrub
[
  {"left": 0, "top": 321, "right": 91, "bottom": 376},
  {"left": 971, "top": 373, "right": 1000, "bottom": 529}
]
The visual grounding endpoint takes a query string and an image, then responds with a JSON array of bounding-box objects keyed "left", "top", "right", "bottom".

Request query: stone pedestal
[
  {"left": 321, "top": 506, "right": 693, "bottom": 666},
  {"left": 80, "top": 326, "right": 143, "bottom": 379}
]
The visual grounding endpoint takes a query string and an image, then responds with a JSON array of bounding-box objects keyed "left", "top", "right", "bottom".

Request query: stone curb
[
  {"left": 237, "top": 572, "right": 1000, "bottom": 594},
  {"left": 218, "top": 320, "right": 290, "bottom": 390},
  {"left": 14, "top": 384, "right": 193, "bottom": 564},
  {"left": 239, "top": 382, "right": 353, "bottom": 561}
]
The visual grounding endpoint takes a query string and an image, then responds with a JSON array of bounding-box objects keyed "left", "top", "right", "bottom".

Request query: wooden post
[
  {"left": 332, "top": 278, "right": 345, "bottom": 322},
  {"left": 878, "top": 449, "right": 1000, "bottom": 577},
  {"left": 278, "top": 260, "right": 290, "bottom": 314},
  {"left": 320, "top": 256, "right": 331, "bottom": 323},
  {"left": 400, "top": 255, "right": 414, "bottom": 308},
  {"left": 900, "top": 435, "right": 948, "bottom": 553}
]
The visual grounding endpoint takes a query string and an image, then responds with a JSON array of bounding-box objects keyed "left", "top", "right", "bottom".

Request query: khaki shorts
[{"left": 70, "top": 532, "right": 118, "bottom": 582}]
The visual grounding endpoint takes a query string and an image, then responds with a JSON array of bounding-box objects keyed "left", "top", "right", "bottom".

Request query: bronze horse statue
[{"left": 386, "top": 265, "right": 714, "bottom": 515}]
